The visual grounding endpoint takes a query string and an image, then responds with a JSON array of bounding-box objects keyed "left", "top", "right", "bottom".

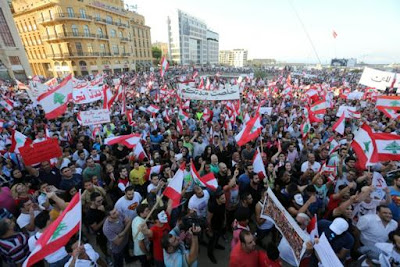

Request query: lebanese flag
[
  {"left": 102, "top": 84, "right": 114, "bottom": 110},
  {"left": 348, "top": 110, "right": 361, "bottom": 119},
  {"left": 374, "top": 133, "right": 400, "bottom": 161},
  {"left": 0, "top": 97, "right": 14, "bottom": 111},
  {"left": 10, "top": 130, "right": 32, "bottom": 153},
  {"left": 305, "top": 88, "right": 319, "bottom": 103},
  {"left": 376, "top": 96, "right": 400, "bottom": 110},
  {"left": 44, "top": 77, "right": 58, "bottom": 88},
  {"left": 178, "top": 108, "right": 189, "bottom": 122},
  {"left": 310, "top": 99, "right": 327, "bottom": 114},
  {"left": 177, "top": 119, "right": 183, "bottom": 134},
  {"left": 16, "top": 79, "right": 30, "bottom": 90},
  {"left": 198, "top": 78, "right": 204, "bottom": 89},
  {"left": 91, "top": 126, "right": 101, "bottom": 140},
  {"left": 182, "top": 100, "right": 190, "bottom": 110},
  {"left": 332, "top": 30, "right": 338, "bottom": 39},
  {"left": 351, "top": 124, "right": 379, "bottom": 169},
  {"left": 380, "top": 108, "right": 400, "bottom": 120},
  {"left": 332, "top": 113, "right": 345, "bottom": 135},
  {"left": 192, "top": 71, "right": 199, "bottom": 79},
  {"left": 104, "top": 133, "right": 141, "bottom": 148},
  {"left": 37, "top": 75, "right": 73, "bottom": 120},
  {"left": 300, "top": 117, "right": 311, "bottom": 139},
  {"left": 163, "top": 162, "right": 186, "bottom": 208},
  {"left": 162, "top": 110, "right": 171, "bottom": 123},
  {"left": 190, "top": 161, "right": 218, "bottom": 191},
  {"left": 306, "top": 106, "right": 323, "bottom": 123},
  {"left": 252, "top": 148, "right": 266, "bottom": 179},
  {"left": 307, "top": 214, "right": 319, "bottom": 243},
  {"left": 147, "top": 104, "right": 160, "bottom": 114},
  {"left": 145, "top": 165, "right": 163, "bottom": 181},
  {"left": 203, "top": 108, "right": 212, "bottom": 122},
  {"left": 205, "top": 78, "right": 211, "bottom": 90},
  {"left": 328, "top": 138, "right": 340, "bottom": 155},
  {"left": 132, "top": 142, "right": 147, "bottom": 161},
  {"left": 23, "top": 193, "right": 81, "bottom": 267},
  {"left": 160, "top": 57, "right": 169, "bottom": 78},
  {"left": 235, "top": 114, "right": 262, "bottom": 146},
  {"left": 126, "top": 110, "right": 137, "bottom": 127}
]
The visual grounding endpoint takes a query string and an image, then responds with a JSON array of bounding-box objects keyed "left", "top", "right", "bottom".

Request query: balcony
[
  {"left": 38, "top": 13, "right": 92, "bottom": 24},
  {"left": 116, "top": 22, "right": 128, "bottom": 28},
  {"left": 47, "top": 52, "right": 111, "bottom": 59},
  {"left": 69, "top": 52, "right": 100, "bottom": 58},
  {"left": 120, "top": 37, "right": 131, "bottom": 42},
  {"left": 42, "top": 32, "right": 103, "bottom": 42},
  {"left": 97, "top": 34, "right": 109, "bottom": 40},
  {"left": 121, "top": 53, "right": 130, "bottom": 57}
]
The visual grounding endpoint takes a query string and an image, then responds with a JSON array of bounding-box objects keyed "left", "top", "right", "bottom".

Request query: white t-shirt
[
  {"left": 147, "top": 183, "right": 162, "bottom": 196},
  {"left": 29, "top": 232, "right": 69, "bottom": 263},
  {"left": 17, "top": 211, "right": 40, "bottom": 236},
  {"left": 114, "top": 193, "right": 143, "bottom": 219},
  {"left": 188, "top": 190, "right": 210, "bottom": 218},
  {"left": 64, "top": 243, "right": 99, "bottom": 267},
  {"left": 301, "top": 161, "right": 321, "bottom": 173},
  {"left": 131, "top": 216, "right": 149, "bottom": 256}
]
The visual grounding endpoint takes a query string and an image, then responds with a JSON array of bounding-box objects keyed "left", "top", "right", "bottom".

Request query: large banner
[
  {"left": 359, "top": 67, "right": 400, "bottom": 90},
  {"left": 19, "top": 139, "right": 62, "bottom": 166},
  {"left": 179, "top": 84, "right": 240, "bottom": 100},
  {"left": 79, "top": 109, "right": 110, "bottom": 126},
  {"left": 73, "top": 77, "right": 104, "bottom": 104},
  {"left": 261, "top": 188, "right": 308, "bottom": 266}
]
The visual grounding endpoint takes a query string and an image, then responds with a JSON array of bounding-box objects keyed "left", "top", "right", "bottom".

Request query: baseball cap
[{"left": 329, "top": 217, "right": 349, "bottom": 235}]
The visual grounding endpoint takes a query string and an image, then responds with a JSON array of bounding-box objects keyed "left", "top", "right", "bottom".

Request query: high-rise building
[
  {"left": 11, "top": 0, "right": 152, "bottom": 77},
  {"left": 219, "top": 49, "right": 248, "bottom": 67},
  {"left": 167, "top": 9, "right": 219, "bottom": 66},
  {"left": 0, "top": 1, "right": 32, "bottom": 80}
]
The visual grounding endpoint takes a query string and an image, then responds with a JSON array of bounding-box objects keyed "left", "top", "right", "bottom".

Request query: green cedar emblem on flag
[
  {"left": 53, "top": 92, "right": 65, "bottom": 104},
  {"left": 383, "top": 141, "right": 400, "bottom": 154}
]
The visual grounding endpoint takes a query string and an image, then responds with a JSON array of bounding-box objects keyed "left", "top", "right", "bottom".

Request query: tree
[{"left": 152, "top": 47, "right": 162, "bottom": 64}]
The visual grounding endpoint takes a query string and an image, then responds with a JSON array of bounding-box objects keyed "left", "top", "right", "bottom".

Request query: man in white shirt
[
  {"left": 188, "top": 185, "right": 210, "bottom": 219},
  {"left": 300, "top": 153, "right": 321, "bottom": 173},
  {"left": 114, "top": 186, "right": 142, "bottom": 220},
  {"left": 28, "top": 210, "right": 70, "bottom": 266},
  {"left": 131, "top": 204, "right": 151, "bottom": 266},
  {"left": 357, "top": 205, "right": 398, "bottom": 247},
  {"left": 17, "top": 199, "right": 41, "bottom": 236}
]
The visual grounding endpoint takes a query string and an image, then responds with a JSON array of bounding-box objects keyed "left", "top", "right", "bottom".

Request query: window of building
[
  {"left": 95, "top": 14, "right": 100, "bottom": 21},
  {"left": 97, "top": 28, "right": 103, "bottom": 38},
  {"left": 0, "top": 9, "right": 16, "bottom": 47},
  {"left": 106, "top": 16, "right": 112, "bottom": 24},
  {"left": 72, "top": 25, "right": 78, "bottom": 36},
  {"left": 67, "top": 7, "right": 74, "bottom": 18},
  {"left": 79, "top": 9, "right": 86, "bottom": 18},
  {"left": 83, "top": 25, "right": 90, "bottom": 37},
  {"left": 100, "top": 44, "right": 106, "bottom": 53},
  {"left": 110, "top": 29, "right": 116, "bottom": 38},
  {"left": 112, "top": 44, "right": 119, "bottom": 54},
  {"left": 119, "top": 31, "right": 123, "bottom": 38},
  {"left": 87, "top": 43, "right": 93, "bottom": 53},
  {"left": 9, "top": 56, "right": 21, "bottom": 65},
  {"left": 75, "top": 42, "right": 83, "bottom": 52}
]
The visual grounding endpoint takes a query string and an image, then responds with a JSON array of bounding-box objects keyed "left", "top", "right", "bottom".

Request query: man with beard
[
  {"left": 215, "top": 162, "right": 230, "bottom": 187},
  {"left": 193, "top": 134, "right": 208, "bottom": 158},
  {"left": 114, "top": 186, "right": 143, "bottom": 220},
  {"left": 207, "top": 188, "right": 226, "bottom": 264}
]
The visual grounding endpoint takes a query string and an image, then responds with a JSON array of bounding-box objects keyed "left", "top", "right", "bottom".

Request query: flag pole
[
  {"left": 259, "top": 133, "right": 264, "bottom": 154},
  {"left": 133, "top": 196, "right": 162, "bottom": 239},
  {"left": 78, "top": 189, "right": 82, "bottom": 247}
]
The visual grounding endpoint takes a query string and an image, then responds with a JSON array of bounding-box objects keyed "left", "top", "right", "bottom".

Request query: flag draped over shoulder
[{"left": 23, "top": 193, "right": 81, "bottom": 267}]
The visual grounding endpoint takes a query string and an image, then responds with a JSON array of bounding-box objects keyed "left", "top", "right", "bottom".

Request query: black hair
[
  {"left": 90, "top": 191, "right": 101, "bottom": 202},
  {"left": 125, "top": 185, "right": 134, "bottom": 193},
  {"left": 266, "top": 243, "right": 280, "bottom": 261},
  {"left": 239, "top": 229, "right": 252, "bottom": 244},
  {"left": 0, "top": 219, "right": 10, "bottom": 237},
  {"left": 136, "top": 204, "right": 148, "bottom": 217},
  {"left": 377, "top": 205, "right": 390, "bottom": 212},
  {"left": 34, "top": 211, "right": 50, "bottom": 229}
]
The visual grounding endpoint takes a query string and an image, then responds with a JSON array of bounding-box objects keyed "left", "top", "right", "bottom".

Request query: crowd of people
[{"left": 0, "top": 65, "right": 399, "bottom": 267}]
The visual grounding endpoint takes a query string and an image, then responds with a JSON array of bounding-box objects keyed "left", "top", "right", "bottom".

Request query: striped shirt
[{"left": 0, "top": 232, "right": 30, "bottom": 266}]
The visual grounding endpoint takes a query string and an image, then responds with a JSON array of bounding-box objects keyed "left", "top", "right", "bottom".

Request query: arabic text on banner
[
  {"left": 358, "top": 67, "right": 400, "bottom": 90},
  {"left": 179, "top": 84, "right": 240, "bottom": 101},
  {"left": 79, "top": 109, "right": 111, "bottom": 126},
  {"left": 261, "top": 188, "right": 309, "bottom": 266}
]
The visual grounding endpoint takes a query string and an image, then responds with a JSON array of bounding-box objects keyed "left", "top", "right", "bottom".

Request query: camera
[{"left": 180, "top": 214, "right": 206, "bottom": 231}]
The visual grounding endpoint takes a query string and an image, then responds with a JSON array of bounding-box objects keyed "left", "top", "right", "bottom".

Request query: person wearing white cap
[{"left": 317, "top": 217, "right": 354, "bottom": 262}]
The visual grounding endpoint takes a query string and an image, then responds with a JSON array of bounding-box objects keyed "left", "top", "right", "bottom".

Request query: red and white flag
[
  {"left": 376, "top": 96, "right": 400, "bottom": 110},
  {"left": 203, "top": 108, "right": 212, "bottom": 122},
  {"left": 197, "top": 78, "right": 204, "bottom": 89},
  {"left": 132, "top": 142, "right": 147, "bottom": 161},
  {"left": 160, "top": 57, "right": 169, "bottom": 78},
  {"left": 0, "top": 97, "right": 14, "bottom": 112},
  {"left": 104, "top": 134, "right": 141, "bottom": 148},
  {"left": 37, "top": 75, "right": 73, "bottom": 120},
  {"left": 182, "top": 100, "right": 190, "bottom": 110},
  {"left": 332, "top": 113, "right": 345, "bottom": 135},
  {"left": 147, "top": 104, "right": 160, "bottom": 114},
  {"left": 16, "top": 79, "right": 30, "bottom": 90},
  {"left": 332, "top": 30, "right": 338, "bottom": 39},
  {"left": 23, "top": 193, "right": 81, "bottom": 267},
  {"left": 177, "top": 119, "right": 184, "bottom": 134},
  {"left": 348, "top": 110, "right": 361, "bottom": 119},
  {"left": 192, "top": 71, "right": 199, "bottom": 79},
  {"left": 126, "top": 109, "right": 137, "bottom": 127},
  {"left": 190, "top": 161, "right": 218, "bottom": 191},
  {"left": 351, "top": 124, "right": 379, "bottom": 169},
  {"left": 163, "top": 162, "right": 186, "bottom": 208},
  {"left": 310, "top": 99, "right": 327, "bottom": 114},
  {"left": 307, "top": 214, "right": 319, "bottom": 243},
  {"left": 380, "top": 108, "right": 400, "bottom": 120},
  {"left": 205, "top": 78, "right": 211, "bottom": 90},
  {"left": 235, "top": 114, "right": 262, "bottom": 146},
  {"left": 178, "top": 108, "right": 189, "bottom": 122},
  {"left": 252, "top": 148, "right": 266, "bottom": 179},
  {"left": 10, "top": 130, "right": 32, "bottom": 153},
  {"left": 374, "top": 132, "right": 400, "bottom": 161}
]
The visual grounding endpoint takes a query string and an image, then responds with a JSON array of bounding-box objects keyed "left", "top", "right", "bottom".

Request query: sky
[{"left": 126, "top": 0, "right": 400, "bottom": 64}]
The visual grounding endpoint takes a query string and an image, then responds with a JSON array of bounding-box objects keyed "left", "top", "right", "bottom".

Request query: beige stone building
[
  {"left": 0, "top": 1, "right": 32, "bottom": 80},
  {"left": 11, "top": 0, "right": 152, "bottom": 77}
]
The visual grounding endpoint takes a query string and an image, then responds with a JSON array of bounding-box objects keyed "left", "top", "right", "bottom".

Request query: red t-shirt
[
  {"left": 150, "top": 223, "right": 171, "bottom": 261},
  {"left": 229, "top": 242, "right": 259, "bottom": 267}
]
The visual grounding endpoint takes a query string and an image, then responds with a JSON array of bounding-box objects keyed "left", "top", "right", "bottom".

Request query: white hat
[{"left": 329, "top": 217, "right": 349, "bottom": 235}]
